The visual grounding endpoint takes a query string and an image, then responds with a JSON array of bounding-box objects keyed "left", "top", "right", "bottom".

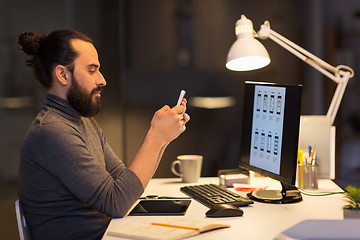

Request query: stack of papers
[{"left": 274, "top": 219, "right": 360, "bottom": 240}]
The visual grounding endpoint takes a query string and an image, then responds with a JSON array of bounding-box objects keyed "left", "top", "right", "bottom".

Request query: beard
[{"left": 67, "top": 77, "right": 103, "bottom": 117}]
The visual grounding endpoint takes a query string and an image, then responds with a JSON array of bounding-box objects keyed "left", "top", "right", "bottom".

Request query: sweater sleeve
[{"left": 36, "top": 121, "right": 144, "bottom": 217}]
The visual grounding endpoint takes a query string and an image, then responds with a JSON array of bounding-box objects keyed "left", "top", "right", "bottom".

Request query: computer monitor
[{"left": 239, "top": 81, "right": 302, "bottom": 204}]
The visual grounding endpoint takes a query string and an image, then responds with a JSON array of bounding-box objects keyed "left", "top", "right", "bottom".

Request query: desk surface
[{"left": 102, "top": 177, "right": 344, "bottom": 240}]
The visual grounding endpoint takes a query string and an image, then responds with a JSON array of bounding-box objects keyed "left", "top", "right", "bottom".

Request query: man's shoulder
[
  {"left": 39, "top": 106, "right": 77, "bottom": 124},
  {"left": 29, "top": 108, "right": 80, "bottom": 135},
  {"left": 33, "top": 108, "right": 102, "bottom": 135}
]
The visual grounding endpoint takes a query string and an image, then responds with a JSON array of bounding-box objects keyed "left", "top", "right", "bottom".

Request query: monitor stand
[{"left": 247, "top": 182, "right": 302, "bottom": 204}]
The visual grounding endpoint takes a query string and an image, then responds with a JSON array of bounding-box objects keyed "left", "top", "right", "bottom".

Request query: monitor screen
[{"left": 239, "top": 81, "right": 302, "bottom": 204}]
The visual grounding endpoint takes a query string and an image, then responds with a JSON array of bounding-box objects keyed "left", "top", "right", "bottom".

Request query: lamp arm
[
  {"left": 327, "top": 73, "right": 351, "bottom": 125},
  {"left": 271, "top": 30, "right": 338, "bottom": 74},
  {"left": 267, "top": 32, "right": 338, "bottom": 82},
  {"left": 257, "top": 21, "right": 340, "bottom": 81},
  {"left": 257, "top": 21, "right": 354, "bottom": 125}
]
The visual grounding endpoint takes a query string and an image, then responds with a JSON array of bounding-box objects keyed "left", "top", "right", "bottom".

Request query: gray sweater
[{"left": 18, "top": 94, "right": 144, "bottom": 240}]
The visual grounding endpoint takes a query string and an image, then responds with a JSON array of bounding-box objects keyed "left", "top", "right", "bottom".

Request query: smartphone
[
  {"left": 176, "top": 90, "right": 186, "bottom": 106},
  {"left": 129, "top": 199, "right": 191, "bottom": 216}
]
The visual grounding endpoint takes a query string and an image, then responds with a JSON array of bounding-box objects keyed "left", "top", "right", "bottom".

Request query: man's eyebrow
[{"left": 88, "top": 64, "right": 100, "bottom": 68}]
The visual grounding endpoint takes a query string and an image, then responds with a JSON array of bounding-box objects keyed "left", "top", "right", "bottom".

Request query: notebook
[{"left": 107, "top": 217, "right": 230, "bottom": 240}]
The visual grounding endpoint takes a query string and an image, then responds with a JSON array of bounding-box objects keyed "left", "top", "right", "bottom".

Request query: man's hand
[
  {"left": 149, "top": 98, "right": 190, "bottom": 145},
  {"left": 129, "top": 98, "right": 190, "bottom": 188}
]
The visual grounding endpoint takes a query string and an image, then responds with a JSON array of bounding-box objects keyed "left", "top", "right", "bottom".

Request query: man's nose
[{"left": 97, "top": 72, "right": 106, "bottom": 87}]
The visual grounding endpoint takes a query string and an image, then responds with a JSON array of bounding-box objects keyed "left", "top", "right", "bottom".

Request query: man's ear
[{"left": 54, "top": 65, "right": 71, "bottom": 86}]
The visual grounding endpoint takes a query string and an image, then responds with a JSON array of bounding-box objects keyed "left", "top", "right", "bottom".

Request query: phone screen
[{"left": 129, "top": 199, "right": 191, "bottom": 216}]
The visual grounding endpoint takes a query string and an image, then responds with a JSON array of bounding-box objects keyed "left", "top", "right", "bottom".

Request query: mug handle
[{"left": 171, "top": 160, "right": 182, "bottom": 177}]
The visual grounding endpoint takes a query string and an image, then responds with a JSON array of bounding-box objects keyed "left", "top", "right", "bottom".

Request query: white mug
[{"left": 171, "top": 155, "right": 203, "bottom": 183}]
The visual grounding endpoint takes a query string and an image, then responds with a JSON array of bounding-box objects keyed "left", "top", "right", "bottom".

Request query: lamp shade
[{"left": 226, "top": 15, "right": 270, "bottom": 71}]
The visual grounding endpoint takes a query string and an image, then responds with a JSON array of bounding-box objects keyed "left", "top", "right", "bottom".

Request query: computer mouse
[{"left": 205, "top": 204, "right": 244, "bottom": 217}]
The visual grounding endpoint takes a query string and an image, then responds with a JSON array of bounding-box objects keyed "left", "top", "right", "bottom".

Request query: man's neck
[{"left": 47, "top": 88, "right": 68, "bottom": 101}]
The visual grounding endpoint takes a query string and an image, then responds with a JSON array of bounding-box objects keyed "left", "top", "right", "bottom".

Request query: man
[{"left": 17, "top": 29, "right": 189, "bottom": 240}]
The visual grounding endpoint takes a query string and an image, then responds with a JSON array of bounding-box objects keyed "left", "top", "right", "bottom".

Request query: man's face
[
  {"left": 66, "top": 39, "right": 106, "bottom": 117},
  {"left": 67, "top": 75, "right": 102, "bottom": 117}
]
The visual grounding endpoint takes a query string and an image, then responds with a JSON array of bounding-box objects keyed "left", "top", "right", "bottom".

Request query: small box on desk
[{"left": 218, "top": 169, "right": 249, "bottom": 187}]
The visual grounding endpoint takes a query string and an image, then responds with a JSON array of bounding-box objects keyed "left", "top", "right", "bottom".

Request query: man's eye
[{"left": 89, "top": 70, "right": 95, "bottom": 74}]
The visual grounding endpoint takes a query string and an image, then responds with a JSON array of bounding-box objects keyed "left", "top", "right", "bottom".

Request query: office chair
[{"left": 15, "top": 199, "right": 32, "bottom": 240}]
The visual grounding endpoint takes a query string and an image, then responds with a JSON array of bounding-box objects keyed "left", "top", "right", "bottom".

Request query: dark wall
[{"left": 0, "top": 0, "right": 359, "bottom": 180}]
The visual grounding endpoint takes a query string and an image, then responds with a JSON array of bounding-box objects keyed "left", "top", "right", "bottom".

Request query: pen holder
[{"left": 296, "top": 164, "right": 319, "bottom": 190}]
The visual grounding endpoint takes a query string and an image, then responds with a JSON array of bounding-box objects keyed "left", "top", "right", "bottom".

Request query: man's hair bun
[
  {"left": 17, "top": 29, "right": 93, "bottom": 89},
  {"left": 17, "top": 32, "right": 41, "bottom": 56}
]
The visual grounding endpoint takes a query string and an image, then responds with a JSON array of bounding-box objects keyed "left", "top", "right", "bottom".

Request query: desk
[{"left": 102, "top": 177, "right": 344, "bottom": 240}]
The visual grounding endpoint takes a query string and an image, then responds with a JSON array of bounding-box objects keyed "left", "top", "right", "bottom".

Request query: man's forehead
[{"left": 71, "top": 39, "right": 99, "bottom": 65}]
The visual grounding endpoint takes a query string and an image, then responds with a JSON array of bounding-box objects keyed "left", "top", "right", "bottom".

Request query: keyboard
[{"left": 180, "top": 184, "right": 254, "bottom": 208}]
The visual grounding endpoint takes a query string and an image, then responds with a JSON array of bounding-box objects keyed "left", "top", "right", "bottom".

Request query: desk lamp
[{"left": 226, "top": 15, "right": 354, "bottom": 179}]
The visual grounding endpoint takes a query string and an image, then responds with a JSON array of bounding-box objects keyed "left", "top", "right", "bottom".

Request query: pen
[
  {"left": 309, "top": 145, "right": 315, "bottom": 159},
  {"left": 176, "top": 90, "right": 186, "bottom": 106},
  {"left": 310, "top": 146, "right": 316, "bottom": 165},
  {"left": 151, "top": 222, "right": 200, "bottom": 231}
]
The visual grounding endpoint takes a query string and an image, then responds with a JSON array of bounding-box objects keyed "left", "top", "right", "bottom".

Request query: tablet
[{"left": 129, "top": 199, "right": 191, "bottom": 216}]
